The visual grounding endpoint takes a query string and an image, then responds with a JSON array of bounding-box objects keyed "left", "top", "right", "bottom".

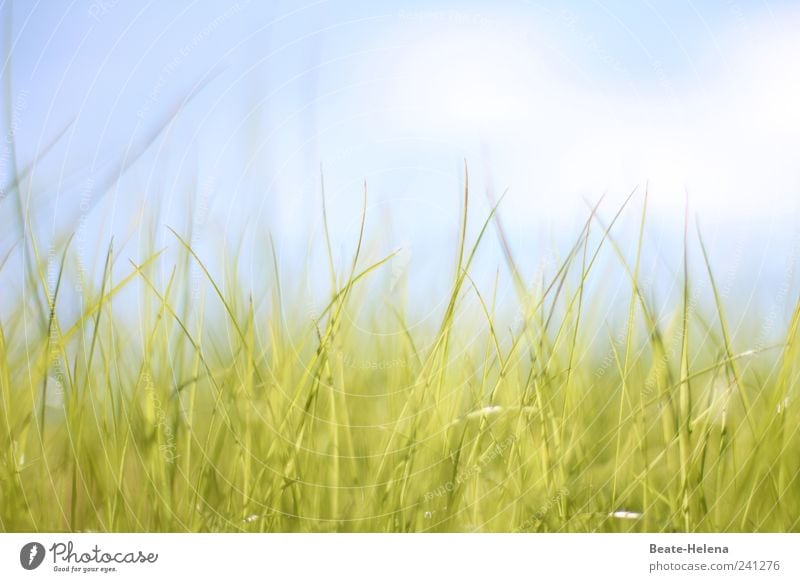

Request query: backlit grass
[{"left": 1, "top": 182, "right": 799, "bottom": 533}]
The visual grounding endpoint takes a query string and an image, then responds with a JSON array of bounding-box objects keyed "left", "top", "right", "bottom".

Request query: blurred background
[{"left": 1, "top": 0, "right": 799, "bottom": 338}]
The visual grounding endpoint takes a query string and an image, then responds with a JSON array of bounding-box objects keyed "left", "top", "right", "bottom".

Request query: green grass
[{"left": 0, "top": 179, "right": 799, "bottom": 533}]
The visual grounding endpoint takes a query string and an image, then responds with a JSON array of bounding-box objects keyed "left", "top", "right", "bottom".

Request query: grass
[{"left": 0, "top": 173, "right": 799, "bottom": 533}]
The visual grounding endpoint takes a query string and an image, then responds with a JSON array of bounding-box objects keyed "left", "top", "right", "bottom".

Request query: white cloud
[{"left": 375, "top": 8, "right": 800, "bottom": 226}]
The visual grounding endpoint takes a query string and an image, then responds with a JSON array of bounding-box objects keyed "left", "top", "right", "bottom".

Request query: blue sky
[{"left": 1, "top": 0, "right": 799, "bottom": 322}]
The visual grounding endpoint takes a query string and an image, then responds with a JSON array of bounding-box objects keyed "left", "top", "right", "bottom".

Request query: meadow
[{"left": 0, "top": 179, "right": 798, "bottom": 533}]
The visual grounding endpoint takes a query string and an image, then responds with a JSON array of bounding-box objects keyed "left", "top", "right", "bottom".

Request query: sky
[{"left": 1, "top": 0, "right": 799, "bottom": 324}]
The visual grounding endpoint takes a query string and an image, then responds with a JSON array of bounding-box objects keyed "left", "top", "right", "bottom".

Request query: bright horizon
[{"left": 1, "top": 1, "right": 799, "bottom": 318}]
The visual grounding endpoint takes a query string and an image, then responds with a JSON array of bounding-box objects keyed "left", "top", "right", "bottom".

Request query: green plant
[{"left": 1, "top": 173, "right": 798, "bottom": 533}]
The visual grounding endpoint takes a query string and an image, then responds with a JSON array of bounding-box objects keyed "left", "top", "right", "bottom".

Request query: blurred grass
[{"left": 0, "top": 174, "right": 798, "bottom": 533}]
